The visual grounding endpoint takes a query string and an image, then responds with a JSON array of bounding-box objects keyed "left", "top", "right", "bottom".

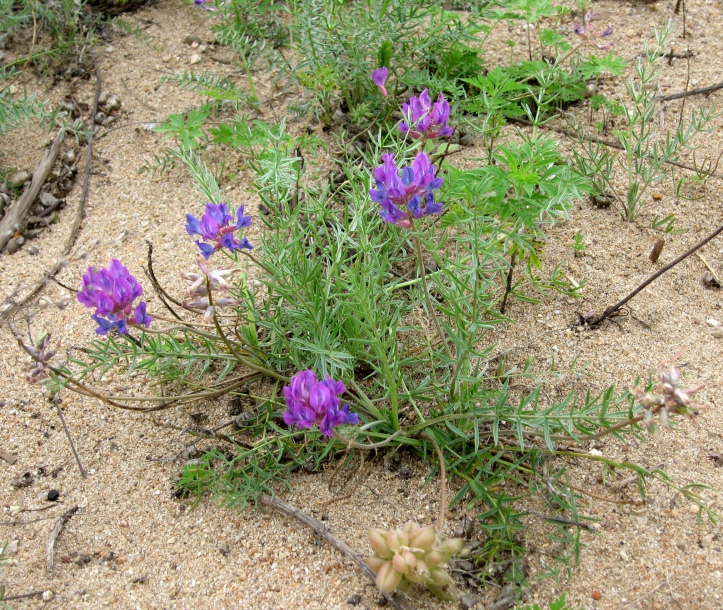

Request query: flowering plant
[
  {"left": 185, "top": 203, "right": 253, "bottom": 260},
  {"left": 76, "top": 259, "right": 152, "bottom": 335},
  {"left": 369, "top": 152, "right": 443, "bottom": 228},
  {"left": 573, "top": 11, "right": 614, "bottom": 50},
  {"left": 282, "top": 370, "right": 359, "bottom": 437},
  {"left": 399, "top": 89, "right": 453, "bottom": 140}
]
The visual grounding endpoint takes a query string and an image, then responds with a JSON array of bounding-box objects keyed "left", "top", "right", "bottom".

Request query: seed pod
[
  {"left": 436, "top": 538, "right": 464, "bottom": 559},
  {"left": 368, "top": 529, "right": 392, "bottom": 558},
  {"left": 410, "top": 526, "right": 436, "bottom": 552},
  {"left": 376, "top": 560, "right": 402, "bottom": 593},
  {"left": 424, "top": 549, "right": 443, "bottom": 568},
  {"left": 364, "top": 555, "right": 387, "bottom": 573},
  {"left": 658, "top": 406, "right": 670, "bottom": 429},
  {"left": 429, "top": 566, "right": 454, "bottom": 587},
  {"left": 386, "top": 531, "right": 402, "bottom": 554},
  {"left": 392, "top": 551, "right": 415, "bottom": 575}
]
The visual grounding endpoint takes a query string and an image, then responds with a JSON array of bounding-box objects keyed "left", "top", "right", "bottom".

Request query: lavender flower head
[
  {"left": 186, "top": 203, "right": 253, "bottom": 260},
  {"left": 23, "top": 333, "right": 58, "bottom": 384},
  {"left": 369, "top": 151, "right": 443, "bottom": 228},
  {"left": 399, "top": 90, "right": 453, "bottom": 140},
  {"left": 573, "top": 11, "right": 613, "bottom": 50},
  {"left": 77, "top": 259, "right": 152, "bottom": 335},
  {"left": 629, "top": 357, "right": 705, "bottom": 437},
  {"left": 194, "top": 0, "right": 216, "bottom": 11},
  {"left": 372, "top": 67, "right": 389, "bottom": 98},
  {"left": 283, "top": 370, "right": 359, "bottom": 438}
]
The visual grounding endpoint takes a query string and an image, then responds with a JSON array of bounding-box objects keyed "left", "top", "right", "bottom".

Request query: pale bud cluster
[
  {"left": 23, "top": 332, "right": 58, "bottom": 384},
  {"left": 364, "top": 521, "right": 463, "bottom": 599},
  {"left": 180, "top": 255, "right": 242, "bottom": 318},
  {"left": 629, "top": 359, "right": 704, "bottom": 437}
]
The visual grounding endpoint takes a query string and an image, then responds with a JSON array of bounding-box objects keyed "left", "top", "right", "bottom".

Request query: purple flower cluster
[
  {"left": 186, "top": 203, "right": 253, "bottom": 260},
  {"left": 77, "top": 259, "right": 152, "bottom": 335},
  {"left": 23, "top": 333, "right": 57, "bottom": 384},
  {"left": 573, "top": 11, "right": 613, "bottom": 50},
  {"left": 369, "top": 152, "right": 443, "bottom": 228},
  {"left": 283, "top": 370, "right": 359, "bottom": 438},
  {"left": 399, "top": 89, "right": 453, "bottom": 140}
]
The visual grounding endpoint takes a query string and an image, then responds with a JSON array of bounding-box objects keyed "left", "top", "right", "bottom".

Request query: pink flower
[{"left": 372, "top": 68, "right": 389, "bottom": 97}]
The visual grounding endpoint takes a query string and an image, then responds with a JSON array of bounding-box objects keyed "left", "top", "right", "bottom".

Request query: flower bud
[
  {"left": 673, "top": 388, "right": 690, "bottom": 407},
  {"left": 376, "top": 559, "right": 402, "bottom": 593},
  {"left": 410, "top": 526, "right": 436, "bottom": 552},
  {"left": 368, "top": 529, "right": 392, "bottom": 559},
  {"left": 658, "top": 406, "right": 670, "bottom": 429}
]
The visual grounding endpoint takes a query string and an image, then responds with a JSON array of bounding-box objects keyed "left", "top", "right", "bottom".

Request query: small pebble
[
  {"left": 42, "top": 590, "right": 54, "bottom": 602},
  {"left": 689, "top": 503, "right": 700, "bottom": 514},
  {"left": 712, "top": 329, "right": 723, "bottom": 339},
  {"left": 104, "top": 94, "right": 121, "bottom": 112},
  {"left": 10, "top": 170, "right": 31, "bottom": 188},
  {"left": 8, "top": 84, "right": 18, "bottom": 94},
  {"left": 591, "top": 590, "right": 602, "bottom": 601},
  {"left": 459, "top": 134, "right": 474, "bottom": 147},
  {"left": 47, "top": 489, "right": 60, "bottom": 501},
  {"left": 459, "top": 593, "right": 478, "bottom": 609},
  {"left": 105, "top": 45, "right": 115, "bottom": 53},
  {"left": 652, "top": 192, "right": 663, "bottom": 201},
  {"left": 5, "top": 236, "right": 25, "bottom": 254},
  {"left": 7, "top": 540, "right": 18, "bottom": 553},
  {"left": 346, "top": 593, "right": 362, "bottom": 605},
  {"left": 706, "top": 318, "right": 720, "bottom": 327},
  {"left": 190, "top": 53, "right": 202, "bottom": 65},
  {"left": 183, "top": 35, "right": 202, "bottom": 45}
]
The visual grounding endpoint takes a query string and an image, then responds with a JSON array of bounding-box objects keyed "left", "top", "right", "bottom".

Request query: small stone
[
  {"left": 9, "top": 506, "right": 21, "bottom": 516},
  {"left": 105, "top": 45, "right": 115, "bottom": 53},
  {"left": 104, "top": 94, "right": 121, "bottom": 112},
  {"left": 706, "top": 318, "right": 720, "bottom": 327},
  {"left": 63, "top": 149, "right": 76, "bottom": 164},
  {"left": 47, "top": 489, "right": 60, "bottom": 501},
  {"left": 652, "top": 192, "right": 663, "bottom": 201},
  {"left": 459, "top": 134, "right": 474, "bottom": 147},
  {"left": 619, "top": 549, "right": 629, "bottom": 561},
  {"left": 42, "top": 590, "right": 54, "bottom": 602},
  {"left": 102, "top": 116, "right": 117, "bottom": 127},
  {"left": 95, "top": 112, "right": 106, "bottom": 123},
  {"left": 347, "top": 594, "right": 363, "bottom": 605},
  {"left": 190, "top": 54, "right": 202, "bottom": 65},
  {"left": 703, "top": 273, "right": 721, "bottom": 288},
  {"left": 198, "top": 44, "right": 207, "bottom": 53},
  {"left": 689, "top": 503, "right": 700, "bottom": 514},
  {"left": 183, "top": 35, "right": 202, "bottom": 45},
  {"left": 39, "top": 191, "right": 59, "bottom": 208},
  {"left": 459, "top": 593, "right": 478, "bottom": 609},
  {"left": 0, "top": 51, "right": 5, "bottom": 63},
  {"left": 626, "top": 28, "right": 637, "bottom": 38},
  {"left": 162, "top": 55, "right": 172, "bottom": 63},
  {"left": 8, "top": 84, "right": 18, "bottom": 95},
  {"left": 591, "top": 590, "right": 602, "bottom": 601},
  {"left": 10, "top": 170, "right": 31, "bottom": 188},
  {"left": 7, "top": 540, "right": 18, "bottom": 553},
  {"left": 5, "top": 237, "right": 25, "bottom": 254},
  {"left": 98, "top": 91, "right": 110, "bottom": 105},
  {"left": 712, "top": 329, "right": 723, "bottom": 339}
]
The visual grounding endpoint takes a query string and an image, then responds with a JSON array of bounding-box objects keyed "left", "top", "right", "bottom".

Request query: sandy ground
[{"left": 2, "top": 0, "right": 723, "bottom": 608}]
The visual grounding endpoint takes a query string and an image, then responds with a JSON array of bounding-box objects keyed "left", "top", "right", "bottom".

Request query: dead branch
[
  {"left": 259, "top": 494, "right": 409, "bottom": 610},
  {"left": 0, "top": 129, "right": 65, "bottom": 252},
  {"left": 658, "top": 80, "right": 723, "bottom": 102},
  {"left": 46, "top": 505, "right": 79, "bottom": 576}
]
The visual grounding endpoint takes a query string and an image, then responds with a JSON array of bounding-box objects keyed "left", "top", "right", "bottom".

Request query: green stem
[{"left": 411, "top": 229, "right": 452, "bottom": 360}]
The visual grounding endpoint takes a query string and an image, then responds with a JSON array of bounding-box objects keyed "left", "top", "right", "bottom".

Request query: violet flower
[
  {"left": 77, "top": 259, "right": 152, "bottom": 335},
  {"left": 194, "top": 0, "right": 215, "bottom": 11},
  {"left": 399, "top": 90, "right": 454, "bottom": 140},
  {"left": 369, "top": 152, "right": 443, "bottom": 228},
  {"left": 283, "top": 370, "right": 359, "bottom": 438},
  {"left": 372, "top": 67, "right": 389, "bottom": 98},
  {"left": 573, "top": 11, "right": 614, "bottom": 50},
  {"left": 186, "top": 203, "right": 253, "bottom": 260}
]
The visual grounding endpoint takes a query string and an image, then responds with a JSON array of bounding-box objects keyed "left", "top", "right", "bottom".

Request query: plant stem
[
  {"left": 411, "top": 230, "right": 453, "bottom": 360},
  {"left": 421, "top": 432, "right": 447, "bottom": 532}
]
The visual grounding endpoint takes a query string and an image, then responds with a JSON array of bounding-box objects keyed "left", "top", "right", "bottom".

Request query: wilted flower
[
  {"left": 194, "top": 0, "right": 216, "bottom": 11},
  {"left": 185, "top": 203, "right": 253, "bottom": 260},
  {"left": 364, "top": 521, "right": 463, "bottom": 600},
  {"left": 573, "top": 11, "right": 614, "bottom": 50},
  {"left": 77, "top": 259, "right": 152, "bottom": 335},
  {"left": 629, "top": 358, "right": 704, "bottom": 436},
  {"left": 283, "top": 370, "right": 358, "bottom": 437},
  {"left": 181, "top": 255, "right": 242, "bottom": 317},
  {"left": 369, "top": 152, "right": 443, "bottom": 228},
  {"left": 399, "top": 90, "right": 454, "bottom": 140},
  {"left": 22, "top": 332, "right": 58, "bottom": 384},
  {"left": 372, "top": 67, "right": 389, "bottom": 98}
]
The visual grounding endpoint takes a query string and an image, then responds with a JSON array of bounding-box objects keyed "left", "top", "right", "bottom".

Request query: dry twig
[
  {"left": 46, "top": 505, "right": 79, "bottom": 576},
  {"left": 259, "top": 494, "right": 409, "bottom": 610}
]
